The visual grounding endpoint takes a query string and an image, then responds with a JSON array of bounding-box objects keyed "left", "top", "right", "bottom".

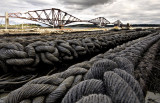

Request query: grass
[{"left": 0, "top": 24, "right": 42, "bottom": 29}]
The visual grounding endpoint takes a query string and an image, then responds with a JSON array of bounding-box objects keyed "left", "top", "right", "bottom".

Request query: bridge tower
[
  {"left": 88, "top": 17, "right": 110, "bottom": 27},
  {"left": 113, "top": 20, "right": 122, "bottom": 27}
]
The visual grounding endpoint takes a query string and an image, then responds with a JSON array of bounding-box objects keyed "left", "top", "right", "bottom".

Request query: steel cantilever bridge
[{"left": 0, "top": 8, "right": 122, "bottom": 28}]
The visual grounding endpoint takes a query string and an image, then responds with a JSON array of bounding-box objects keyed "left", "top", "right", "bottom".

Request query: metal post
[
  {"left": 52, "top": 8, "right": 54, "bottom": 28},
  {"left": 5, "top": 12, "right": 9, "bottom": 29}
]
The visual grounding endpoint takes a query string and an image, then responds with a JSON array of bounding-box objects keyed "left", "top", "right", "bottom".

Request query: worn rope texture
[
  {"left": 135, "top": 39, "right": 160, "bottom": 95},
  {"left": 99, "top": 32, "right": 157, "bottom": 61},
  {"left": 106, "top": 33, "right": 160, "bottom": 66},
  {"left": 89, "top": 32, "right": 158, "bottom": 67},
  {"left": 76, "top": 94, "right": 112, "bottom": 103},
  {"left": 0, "top": 30, "right": 135, "bottom": 44},
  {"left": 0, "top": 31, "right": 151, "bottom": 73},
  {"left": 0, "top": 30, "right": 118, "bottom": 47},
  {"left": 0, "top": 30, "right": 109, "bottom": 39},
  {"left": 147, "top": 42, "right": 160, "bottom": 93},
  {"left": 2, "top": 33, "right": 147, "bottom": 102},
  {"left": 0, "top": 74, "right": 37, "bottom": 92},
  {"left": 61, "top": 34, "right": 160, "bottom": 103},
  {"left": 4, "top": 32, "right": 160, "bottom": 103}
]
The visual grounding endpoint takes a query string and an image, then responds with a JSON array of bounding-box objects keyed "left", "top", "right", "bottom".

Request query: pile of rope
[
  {"left": 0, "top": 74, "right": 38, "bottom": 93},
  {"left": 147, "top": 40, "right": 160, "bottom": 93},
  {"left": 3, "top": 31, "right": 160, "bottom": 103},
  {"left": 0, "top": 30, "right": 112, "bottom": 44},
  {"left": 0, "top": 30, "right": 146, "bottom": 46},
  {"left": 135, "top": 40, "right": 160, "bottom": 95},
  {"left": 0, "top": 31, "right": 151, "bottom": 73}
]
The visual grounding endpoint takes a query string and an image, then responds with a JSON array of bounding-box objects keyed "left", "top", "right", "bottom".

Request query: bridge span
[{"left": 0, "top": 8, "right": 122, "bottom": 28}]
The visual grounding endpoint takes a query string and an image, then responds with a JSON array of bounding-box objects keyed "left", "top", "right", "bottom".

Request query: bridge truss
[
  {"left": 0, "top": 8, "right": 123, "bottom": 28},
  {"left": 88, "top": 17, "right": 110, "bottom": 27},
  {"left": 7, "top": 8, "right": 82, "bottom": 27}
]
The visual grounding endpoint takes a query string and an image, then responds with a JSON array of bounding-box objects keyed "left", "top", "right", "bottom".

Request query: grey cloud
[
  {"left": 59, "top": 0, "right": 115, "bottom": 9},
  {"left": 0, "top": 0, "right": 159, "bottom": 25},
  {"left": 24, "top": 0, "right": 51, "bottom": 6}
]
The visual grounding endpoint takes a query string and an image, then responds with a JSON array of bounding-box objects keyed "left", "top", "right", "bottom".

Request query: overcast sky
[{"left": 0, "top": 0, "right": 160, "bottom": 25}]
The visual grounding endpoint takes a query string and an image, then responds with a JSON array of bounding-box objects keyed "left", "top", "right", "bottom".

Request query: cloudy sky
[{"left": 0, "top": 0, "right": 160, "bottom": 25}]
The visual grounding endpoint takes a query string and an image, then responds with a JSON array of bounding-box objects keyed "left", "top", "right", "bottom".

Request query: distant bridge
[{"left": 0, "top": 8, "right": 122, "bottom": 28}]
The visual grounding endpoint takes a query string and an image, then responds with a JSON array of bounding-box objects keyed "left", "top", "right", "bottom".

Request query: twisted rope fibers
[
  {"left": 3, "top": 32, "right": 160, "bottom": 103},
  {"left": 135, "top": 40, "right": 160, "bottom": 95},
  {"left": 0, "top": 31, "right": 150, "bottom": 74},
  {"left": 0, "top": 30, "right": 132, "bottom": 44},
  {"left": 0, "top": 74, "right": 38, "bottom": 93}
]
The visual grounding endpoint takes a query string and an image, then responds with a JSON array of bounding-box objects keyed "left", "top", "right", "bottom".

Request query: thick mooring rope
[
  {"left": 0, "top": 31, "right": 156, "bottom": 93},
  {"left": 3, "top": 31, "right": 160, "bottom": 103},
  {"left": 0, "top": 31, "right": 150, "bottom": 73}
]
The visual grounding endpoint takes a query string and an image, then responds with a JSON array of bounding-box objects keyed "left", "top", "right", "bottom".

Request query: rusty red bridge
[{"left": 0, "top": 8, "right": 122, "bottom": 27}]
